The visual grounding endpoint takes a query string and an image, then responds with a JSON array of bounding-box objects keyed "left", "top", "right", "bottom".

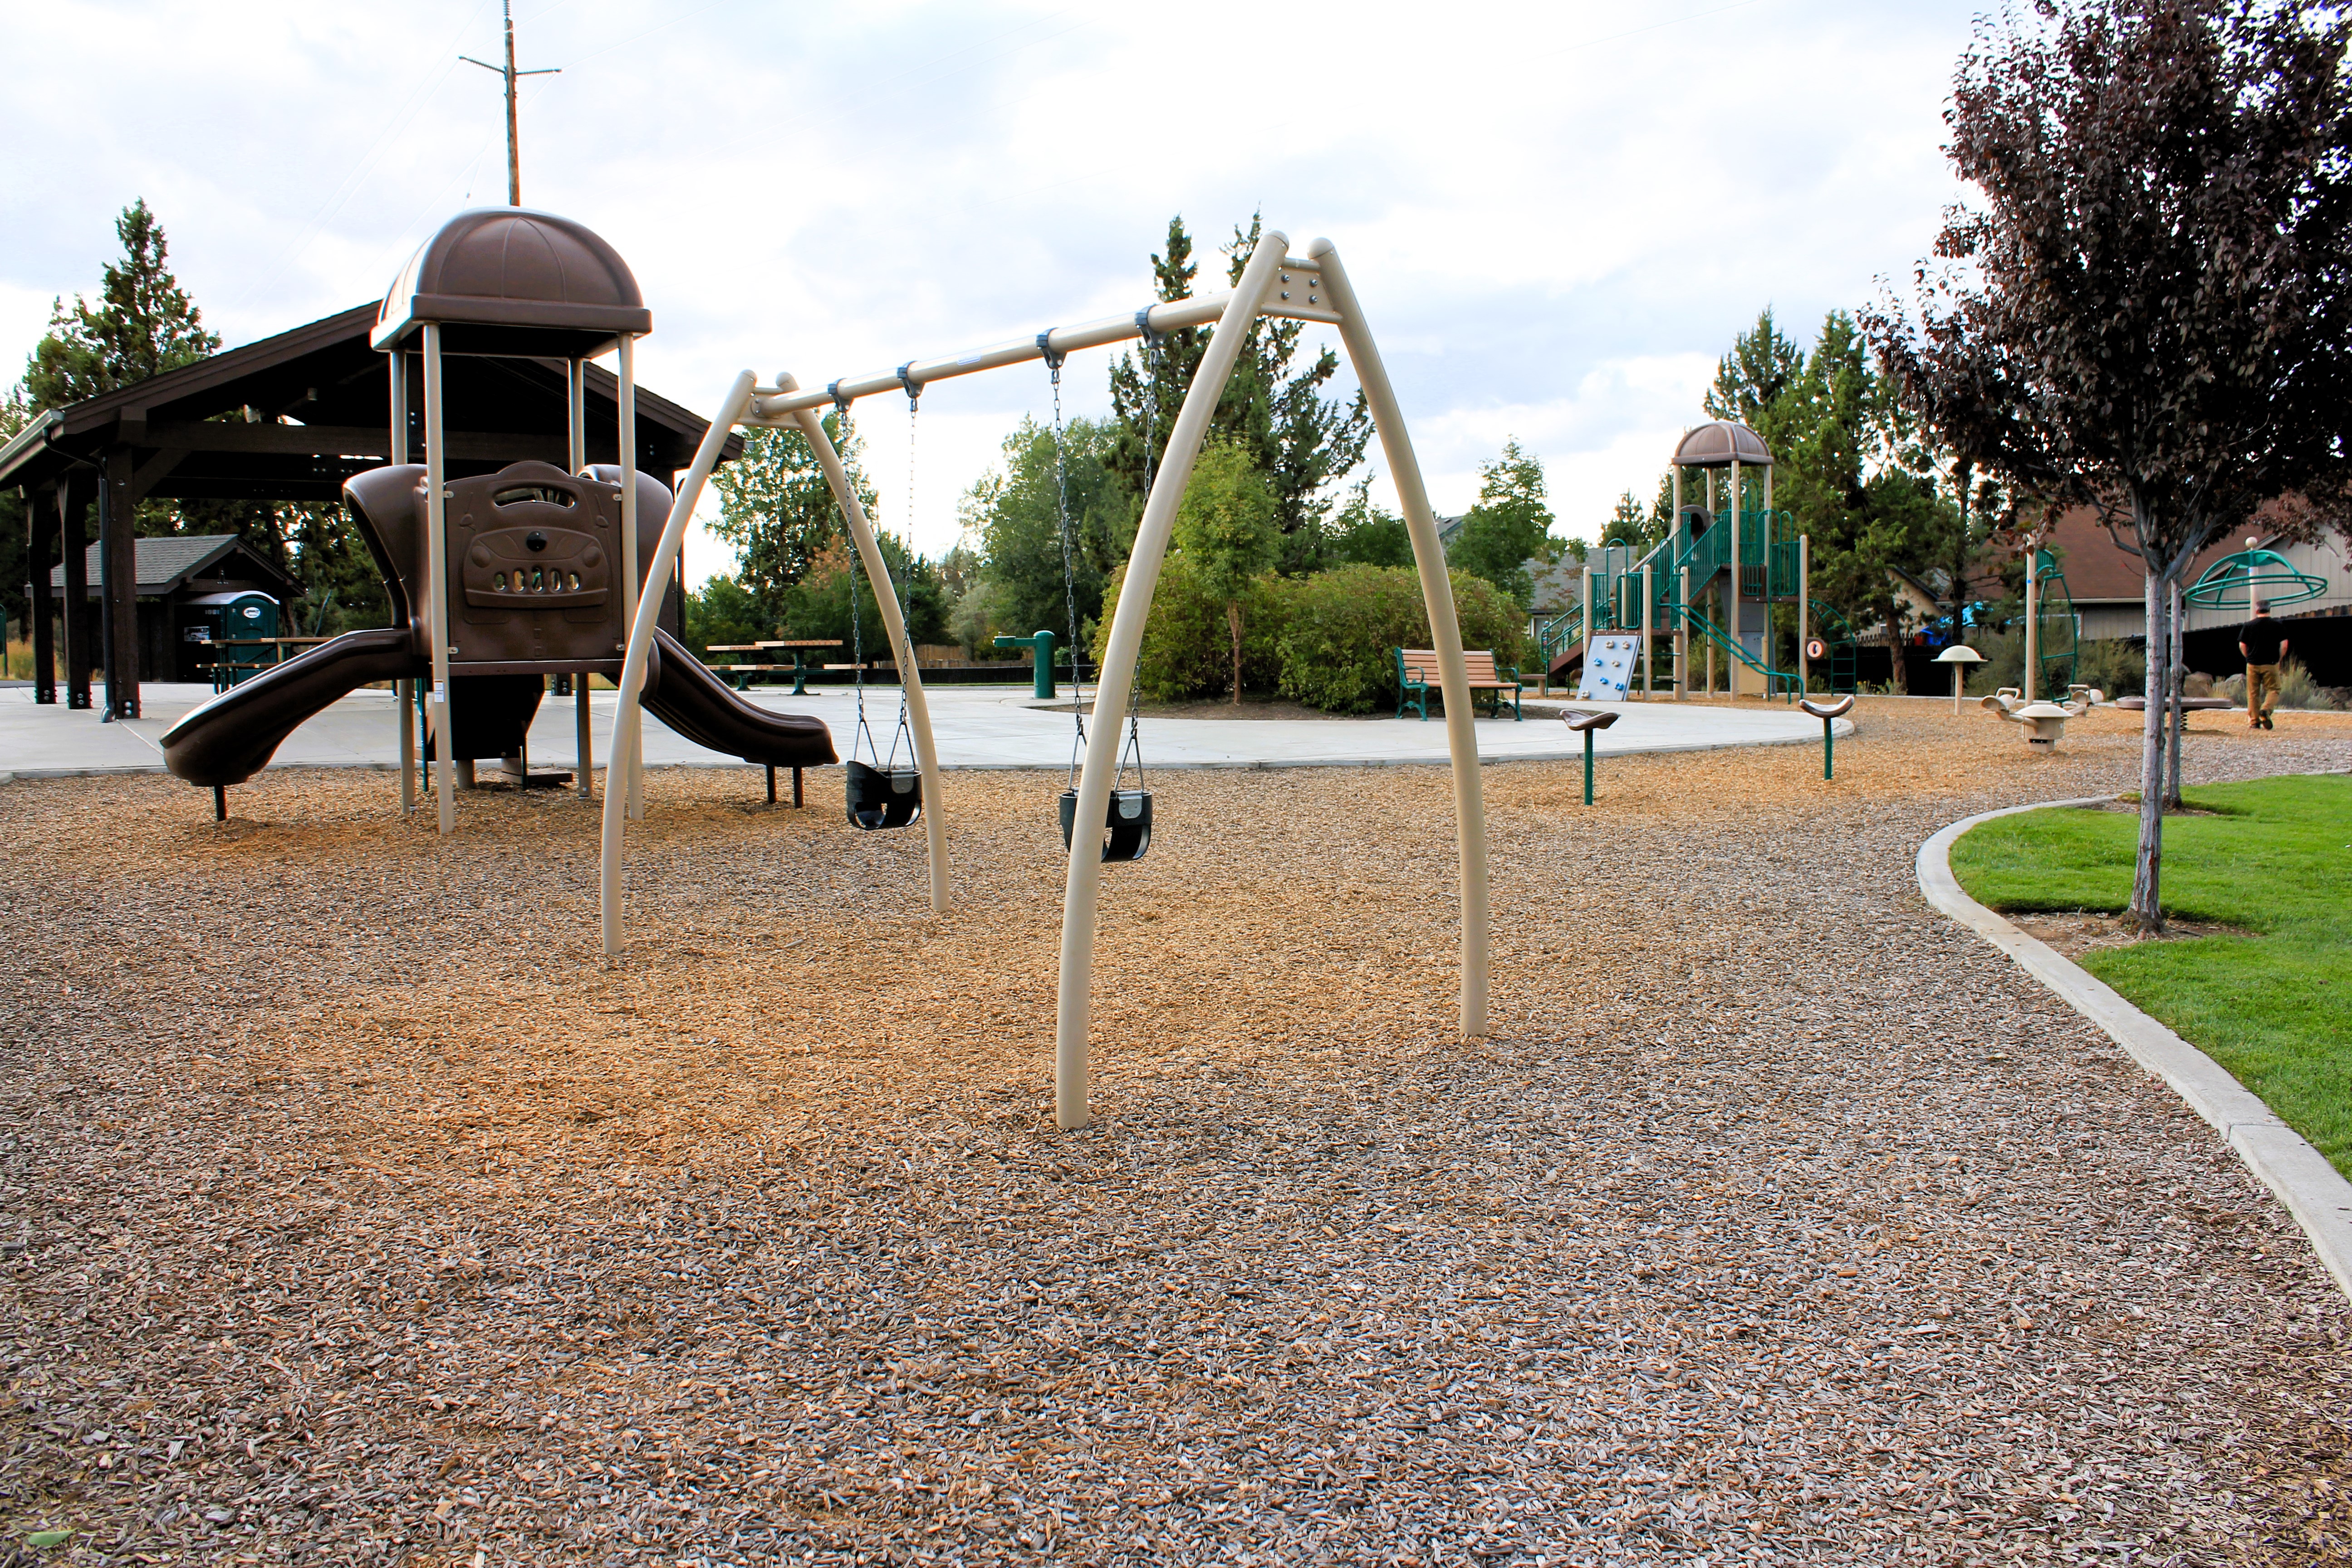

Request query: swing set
[{"left": 599, "top": 230, "right": 1493, "bottom": 1129}]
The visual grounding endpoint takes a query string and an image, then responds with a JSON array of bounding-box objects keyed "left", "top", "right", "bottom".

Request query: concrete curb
[{"left": 1919, "top": 798, "right": 2352, "bottom": 1303}]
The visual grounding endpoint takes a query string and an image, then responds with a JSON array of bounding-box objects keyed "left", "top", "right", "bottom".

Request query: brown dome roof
[
  {"left": 1671, "top": 420, "right": 1772, "bottom": 469},
  {"left": 372, "top": 209, "right": 650, "bottom": 356}
]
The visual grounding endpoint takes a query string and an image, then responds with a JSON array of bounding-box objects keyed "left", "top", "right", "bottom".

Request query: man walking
[{"left": 2238, "top": 598, "right": 2289, "bottom": 730}]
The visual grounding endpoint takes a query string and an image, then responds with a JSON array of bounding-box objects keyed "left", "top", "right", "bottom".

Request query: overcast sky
[{"left": 0, "top": 0, "right": 1986, "bottom": 581}]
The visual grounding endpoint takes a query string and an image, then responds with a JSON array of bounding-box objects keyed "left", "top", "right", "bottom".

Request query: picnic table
[
  {"left": 760, "top": 640, "right": 842, "bottom": 695},
  {"left": 704, "top": 640, "right": 843, "bottom": 693},
  {"left": 199, "top": 636, "right": 337, "bottom": 692}
]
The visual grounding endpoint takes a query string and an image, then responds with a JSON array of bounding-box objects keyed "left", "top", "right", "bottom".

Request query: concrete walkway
[{"left": 0, "top": 680, "right": 1847, "bottom": 776}]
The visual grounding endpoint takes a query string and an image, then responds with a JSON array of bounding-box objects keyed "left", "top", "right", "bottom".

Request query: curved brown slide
[
  {"left": 161, "top": 627, "right": 423, "bottom": 788},
  {"left": 642, "top": 628, "right": 837, "bottom": 769}
]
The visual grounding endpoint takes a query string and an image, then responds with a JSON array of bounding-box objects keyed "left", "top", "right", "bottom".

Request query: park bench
[{"left": 1394, "top": 647, "right": 1522, "bottom": 721}]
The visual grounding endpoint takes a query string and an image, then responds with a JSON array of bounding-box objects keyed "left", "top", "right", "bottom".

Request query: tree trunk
[
  {"left": 2163, "top": 577, "right": 2185, "bottom": 809},
  {"left": 1227, "top": 599, "right": 1243, "bottom": 705},
  {"left": 1881, "top": 596, "right": 1909, "bottom": 692},
  {"left": 2129, "top": 569, "right": 2167, "bottom": 933}
]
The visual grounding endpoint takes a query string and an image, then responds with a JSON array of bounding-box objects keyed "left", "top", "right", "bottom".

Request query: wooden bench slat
[{"left": 1392, "top": 647, "right": 1523, "bottom": 721}]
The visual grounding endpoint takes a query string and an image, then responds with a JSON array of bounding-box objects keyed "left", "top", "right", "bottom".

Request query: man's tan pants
[{"left": 2247, "top": 663, "right": 2280, "bottom": 725}]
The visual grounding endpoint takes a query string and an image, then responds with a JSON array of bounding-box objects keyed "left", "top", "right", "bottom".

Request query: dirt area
[
  {"left": 2, "top": 699, "right": 2349, "bottom": 1565},
  {"left": 2008, "top": 911, "right": 2260, "bottom": 961}
]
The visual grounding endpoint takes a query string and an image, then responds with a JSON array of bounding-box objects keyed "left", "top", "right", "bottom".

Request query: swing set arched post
[
  {"left": 646, "top": 232, "right": 1489, "bottom": 1124},
  {"left": 598, "top": 373, "right": 953, "bottom": 958},
  {"left": 1057, "top": 231, "right": 1488, "bottom": 1129}
]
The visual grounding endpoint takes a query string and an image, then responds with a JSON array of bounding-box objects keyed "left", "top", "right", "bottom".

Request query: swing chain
[
  {"left": 831, "top": 390, "right": 878, "bottom": 765},
  {"left": 1041, "top": 328, "right": 1087, "bottom": 781}
]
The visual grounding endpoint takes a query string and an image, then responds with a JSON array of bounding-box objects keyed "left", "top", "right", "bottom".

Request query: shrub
[
  {"left": 2235, "top": 657, "right": 2348, "bottom": 710},
  {"left": 1095, "top": 553, "right": 1284, "bottom": 702},
  {"left": 1274, "top": 564, "right": 1528, "bottom": 715}
]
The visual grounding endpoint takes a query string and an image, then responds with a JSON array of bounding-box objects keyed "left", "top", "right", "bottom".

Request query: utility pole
[{"left": 461, "top": 0, "right": 559, "bottom": 207}]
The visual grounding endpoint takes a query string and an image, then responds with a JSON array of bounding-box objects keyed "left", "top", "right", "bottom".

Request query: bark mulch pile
[{"left": 2, "top": 699, "right": 2348, "bottom": 1566}]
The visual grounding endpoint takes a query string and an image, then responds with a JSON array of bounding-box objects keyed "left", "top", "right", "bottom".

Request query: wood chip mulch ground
[{"left": 3, "top": 699, "right": 2350, "bottom": 1566}]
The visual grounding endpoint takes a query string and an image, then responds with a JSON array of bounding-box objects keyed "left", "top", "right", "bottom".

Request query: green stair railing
[{"left": 1682, "top": 603, "right": 1803, "bottom": 698}]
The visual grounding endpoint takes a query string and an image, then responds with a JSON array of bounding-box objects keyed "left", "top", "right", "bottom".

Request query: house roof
[
  {"left": 2016, "top": 508, "right": 2262, "bottom": 603},
  {"left": 41, "top": 535, "right": 297, "bottom": 598}
]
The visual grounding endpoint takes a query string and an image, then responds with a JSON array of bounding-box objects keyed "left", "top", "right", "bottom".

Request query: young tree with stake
[{"left": 1867, "top": 0, "right": 2352, "bottom": 931}]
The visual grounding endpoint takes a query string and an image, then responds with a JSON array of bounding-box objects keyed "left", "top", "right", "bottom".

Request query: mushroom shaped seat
[
  {"left": 372, "top": 208, "right": 651, "bottom": 357},
  {"left": 2015, "top": 701, "right": 2073, "bottom": 748},
  {"left": 1934, "top": 646, "right": 1985, "bottom": 666},
  {"left": 1559, "top": 709, "right": 1619, "bottom": 733},
  {"left": 1799, "top": 696, "right": 1855, "bottom": 720}
]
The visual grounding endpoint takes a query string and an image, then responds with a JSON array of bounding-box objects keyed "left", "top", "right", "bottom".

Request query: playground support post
[
  {"left": 618, "top": 334, "right": 643, "bottom": 822},
  {"left": 1671, "top": 470, "right": 1687, "bottom": 701},
  {"left": 1582, "top": 568, "right": 1594, "bottom": 660},
  {"left": 566, "top": 355, "right": 594, "bottom": 801},
  {"left": 601, "top": 371, "right": 756, "bottom": 958},
  {"left": 423, "top": 322, "right": 456, "bottom": 834},
  {"left": 1641, "top": 563, "right": 1654, "bottom": 697},
  {"left": 1762, "top": 466, "right": 1775, "bottom": 697},
  {"left": 389, "top": 349, "right": 416, "bottom": 818},
  {"left": 1583, "top": 727, "right": 1596, "bottom": 804},
  {"left": 1821, "top": 713, "right": 1836, "bottom": 780},
  {"left": 1797, "top": 534, "right": 1810, "bottom": 695},
  {"left": 2023, "top": 544, "right": 2038, "bottom": 706},
  {"left": 1727, "top": 457, "right": 1741, "bottom": 698},
  {"left": 791, "top": 399, "right": 951, "bottom": 917}
]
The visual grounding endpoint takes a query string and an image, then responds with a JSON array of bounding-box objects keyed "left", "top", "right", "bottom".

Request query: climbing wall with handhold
[{"left": 1574, "top": 633, "right": 1642, "bottom": 701}]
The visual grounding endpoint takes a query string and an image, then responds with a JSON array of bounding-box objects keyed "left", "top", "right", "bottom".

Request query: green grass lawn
[{"left": 1950, "top": 775, "right": 2352, "bottom": 1176}]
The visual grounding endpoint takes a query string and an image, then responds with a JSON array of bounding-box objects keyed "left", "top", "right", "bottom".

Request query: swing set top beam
[{"left": 742, "top": 261, "right": 1340, "bottom": 422}]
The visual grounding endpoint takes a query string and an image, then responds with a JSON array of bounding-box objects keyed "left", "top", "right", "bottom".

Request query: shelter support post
[
  {"left": 60, "top": 475, "right": 92, "bottom": 710},
  {"left": 792, "top": 401, "right": 950, "bottom": 916},
  {"left": 424, "top": 322, "right": 456, "bottom": 833},
  {"left": 29, "top": 480, "right": 55, "bottom": 705},
  {"left": 101, "top": 446, "right": 140, "bottom": 720},
  {"left": 602, "top": 373, "right": 758, "bottom": 958}
]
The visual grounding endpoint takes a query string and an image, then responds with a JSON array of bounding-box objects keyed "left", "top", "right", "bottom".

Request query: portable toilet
[{"left": 185, "top": 590, "right": 281, "bottom": 688}]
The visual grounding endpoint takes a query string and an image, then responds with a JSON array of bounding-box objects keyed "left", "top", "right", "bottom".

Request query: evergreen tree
[
  {"left": 1446, "top": 439, "right": 1557, "bottom": 606},
  {"left": 1703, "top": 308, "right": 1802, "bottom": 427},
  {"left": 1326, "top": 476, "right": 1415, "bottom": 568},
  {"left": 1107, "top": 216, "right": 1372, "bottom": 574},
  {"left": 24, "top": 200, "right": 218, "bottom": 411}
]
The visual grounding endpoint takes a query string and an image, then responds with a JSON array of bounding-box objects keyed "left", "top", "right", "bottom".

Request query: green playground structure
[{"left": 1533, "top": 420, "right": 1859, "bottom": 701}]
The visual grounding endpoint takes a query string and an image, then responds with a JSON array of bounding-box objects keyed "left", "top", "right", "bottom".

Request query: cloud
[{"left": 2, "top": 0, "right": 1984, "bottom": 572}]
